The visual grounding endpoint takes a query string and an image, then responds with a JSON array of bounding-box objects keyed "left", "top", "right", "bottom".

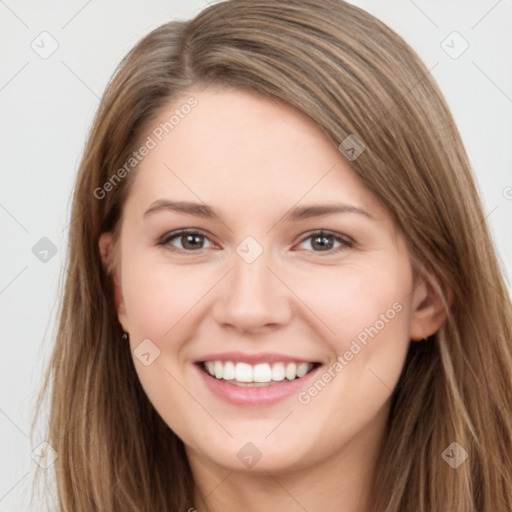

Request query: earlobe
[
  {"left": 409, "top": 277, "right": 452, "bottom": 341},
  {"left": 98, "top": 232, "right": 129, "bottom": 331}
]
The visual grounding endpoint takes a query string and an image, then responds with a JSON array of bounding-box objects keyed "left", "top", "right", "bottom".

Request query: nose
[{"left": 212, "top": 247, "right": 293, "bottom": 334}]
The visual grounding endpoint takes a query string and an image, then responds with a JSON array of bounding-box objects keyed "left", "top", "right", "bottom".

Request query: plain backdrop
[{"left": 1, "top": 1, "right": 511, "bottom": 510}]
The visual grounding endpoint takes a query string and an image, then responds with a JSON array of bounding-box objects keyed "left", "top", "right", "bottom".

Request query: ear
[
  {"left": 98, "top": 232, "right": 129, "bottom": 332},
  {"left": 409, "top": 275, "right": 452, "bottom": 341}
]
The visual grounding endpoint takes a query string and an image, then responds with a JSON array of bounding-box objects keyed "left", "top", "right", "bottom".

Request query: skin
[{"left": 99, "top": 87, "right": 447, "bottom": 512}]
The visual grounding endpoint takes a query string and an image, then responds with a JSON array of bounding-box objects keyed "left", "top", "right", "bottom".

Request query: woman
[{"left": 33, "top": 0, "right": 512, "bottom": 510}]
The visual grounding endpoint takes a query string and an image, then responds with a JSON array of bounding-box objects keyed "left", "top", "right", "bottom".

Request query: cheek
[
  {"left": 288, "top": 260, "right": 413, "bottom": 405},
  {"left": 287, "top": 261, "right": 412, "bottom": 347},
  {"left": 120, "top": 256, "right": 211, "bottom": 435},
  {"left": 289, "top": 259, "right": 413, "bottom": 416},
  {"left": 121, "top": 256, "right": 215, "bottom": 338}
]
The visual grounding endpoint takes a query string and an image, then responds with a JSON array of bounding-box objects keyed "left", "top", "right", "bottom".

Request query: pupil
[
  {"left": 183, "top": 234, "right": 203, "bottom": 249},
  {"left": 313, "top": 235, "right": 333, "bottom": 251}
]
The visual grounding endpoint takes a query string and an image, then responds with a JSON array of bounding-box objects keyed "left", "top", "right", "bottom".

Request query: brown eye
[
  {"left": 310, "top": 234, "right": 336, "bottom": 251},
  {"left": 296, "top": 230, "right": 353, "bottom": 253},
  {"left": 180, "top": 233, "right": 205, "bottom": 250},
  {"left": 159, "top": 230, "right": 214, "bottom": 251}
]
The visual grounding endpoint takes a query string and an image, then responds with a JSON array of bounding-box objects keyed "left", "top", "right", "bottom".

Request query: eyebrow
[
  {"left": 285, "top": 204, "right": 374, "bottom": 221},
  {"left": 143, "top": 200, "right": 374, "bottom": 222}
]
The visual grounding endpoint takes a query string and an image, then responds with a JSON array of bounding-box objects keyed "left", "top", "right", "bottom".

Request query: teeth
[
  {"left": 253, "top": 363, "right": 271, "bottom": 382},
  {"left": 286, "top": 362, "right": 297, "bottom": 380},
  {"left": 223, "top": 361, "right": 235, "bottom": 380},
  {"left": 297, "top": 362, "right": 310, "bottom": 378},
  {"left": 202, "top": 360, "right": 315, "bottom": 383},
  {"left": 235, "top": 362, "right": 253, "bottom": 382},
  {"left": 271, "top": 362, "right": 286, "bottom": 381},
  {"left": 214, "top": 361, "right": 223, "bottom": 379}
]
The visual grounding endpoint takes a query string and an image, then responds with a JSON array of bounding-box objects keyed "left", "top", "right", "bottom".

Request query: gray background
[{"left": 1, "top": 1, "right": 511, "bottom": 510}]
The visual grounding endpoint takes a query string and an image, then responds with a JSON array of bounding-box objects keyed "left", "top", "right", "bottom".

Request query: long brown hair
[{"left": 33, "top": 0, "right": 512, "bottom": 510}]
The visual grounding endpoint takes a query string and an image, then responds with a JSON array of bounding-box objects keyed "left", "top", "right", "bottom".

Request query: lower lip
[{"left": 194, "top": 363, "right": 321, "bottom": 406}]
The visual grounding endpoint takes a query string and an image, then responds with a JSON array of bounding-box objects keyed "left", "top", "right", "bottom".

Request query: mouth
[
  {"left": 197, "top": 360, "right": 321, "bottom": 387},
  {"left": 194, "top": 358, "right": 322, "bottom": 406}
]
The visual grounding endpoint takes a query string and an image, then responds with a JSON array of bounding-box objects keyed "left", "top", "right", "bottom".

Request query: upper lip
[{"left": 195, "top": 351, "right": 321, "bottom": 365}]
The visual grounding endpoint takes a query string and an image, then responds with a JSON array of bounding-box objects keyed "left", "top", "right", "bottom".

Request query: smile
[
  {"left": 194, "top": 357, "right": 322, "bottom": 406},
  {"left": 200, "top": 360, "right": 318, "bottom": 386}
]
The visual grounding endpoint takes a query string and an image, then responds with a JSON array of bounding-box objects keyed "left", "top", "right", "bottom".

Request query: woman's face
[{"left": 101, "top": 87, "right": 434, "bottom": 475}]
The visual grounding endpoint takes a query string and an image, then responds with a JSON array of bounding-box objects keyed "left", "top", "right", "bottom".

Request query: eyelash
[{"left": 157, "top": 228, "right": 354, "bottom": 254}]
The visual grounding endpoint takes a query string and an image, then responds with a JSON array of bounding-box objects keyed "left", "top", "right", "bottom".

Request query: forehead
[{"left": 124, "top": 87, "right": 385, "bottom": 222}]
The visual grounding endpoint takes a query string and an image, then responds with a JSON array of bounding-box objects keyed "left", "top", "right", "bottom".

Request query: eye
[
  {"left": 295, "top": 230, "right": 353, "bottom": 253},
  {"left": 158, "top": 229, "right": 215, "bottom": 251},
  {"left": 157, "top": 229, "right": 352, "bottom": 253}
]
